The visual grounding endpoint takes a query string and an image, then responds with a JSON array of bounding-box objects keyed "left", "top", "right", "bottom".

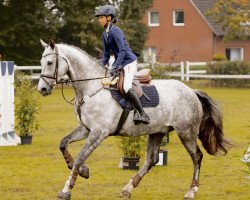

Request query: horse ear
[
  {"left": 40, "top": 39, "right": 48, "bottom": 48},
  {"left": 49, "top": 39, "right": 55, "bottom": 49}
]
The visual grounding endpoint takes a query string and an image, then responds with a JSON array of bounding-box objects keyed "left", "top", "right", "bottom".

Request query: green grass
[{"left": 0, "top": 82, "right": 249, "bottom": 200}]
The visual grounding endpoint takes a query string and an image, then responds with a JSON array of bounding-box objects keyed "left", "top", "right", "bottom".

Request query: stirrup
[
  {"left": 140, "top": 112, "right": 150, "bottom": 124},
  {"left": 133, "top": 110, "right": 142, "bottom": 125}
]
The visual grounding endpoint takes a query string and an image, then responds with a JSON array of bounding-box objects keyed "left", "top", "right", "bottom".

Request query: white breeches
[{"left": 123, "top": 60, "right": 137, "bottom": 93}]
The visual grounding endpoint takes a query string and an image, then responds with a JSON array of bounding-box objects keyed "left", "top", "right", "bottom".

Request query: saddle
[
  {"left": 102, "top": 68, "right": 152, "bottom": 98},
  {"left": 102, "top": 68, "right": 159, "bottom": 136}
]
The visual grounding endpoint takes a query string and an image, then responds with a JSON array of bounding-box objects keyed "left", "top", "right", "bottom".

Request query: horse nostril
[{"left": 41, "top": 87, "right": 47, "bottom": 92}]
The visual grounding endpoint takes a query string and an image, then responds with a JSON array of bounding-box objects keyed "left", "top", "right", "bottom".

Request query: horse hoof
[
  {"left": 120, "top": 190, "right": 131, "bottom": 198},
  {"left": 57, "top": 191, "right": 71, "bottom": 200},
  {"left": 79, "top": 165, "right": 89, "bottom": 179},
  {"left": 184, "top": 197, "right": 194, "bottom": 200}
]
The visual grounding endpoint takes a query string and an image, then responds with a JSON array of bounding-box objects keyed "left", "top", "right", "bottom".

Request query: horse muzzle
[
  {"left": 37, "top": 79, "right": 53, "bottom": 96},
  {"left": 38, "top": 86, "right": 52, "bottom": 96}
]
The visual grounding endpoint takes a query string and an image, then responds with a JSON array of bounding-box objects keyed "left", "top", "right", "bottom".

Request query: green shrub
[
  {"left": 212, "top": 53, "right": 227, "bottom": 61},
  {"left": 207, "top": 61, "right": 250, "bottom": 87},
  {"left": 140, "top": 61, "right": 177, "bottom": 79},
  {"left": 15, "top": 73, "right": 40, "bottom": 136},
  {"left": 118, "top": 136, "right": 146, "bottom": 158}
]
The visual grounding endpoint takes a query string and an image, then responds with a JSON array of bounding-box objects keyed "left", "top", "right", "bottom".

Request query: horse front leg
[
  {"left": 121, "top": 132, "right": 165, "bottom": 198},
  {"left": 57, "top": 130, "right": 109, "bottom": 200},
  {"left": 59, "top": 125, "right": 90, "bottom": 179}
]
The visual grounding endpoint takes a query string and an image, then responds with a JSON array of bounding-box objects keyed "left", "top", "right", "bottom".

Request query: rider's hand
[
  {"left": 110, "top": 67, "right": 119, "bottom": 76},
  {"left": 98, "top": 60, "right": 108, "bottom": 68}
]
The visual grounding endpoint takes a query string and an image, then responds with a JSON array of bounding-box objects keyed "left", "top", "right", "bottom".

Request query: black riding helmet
[{"left": 95, "top": 5, "right": 117, "bottom": 23}]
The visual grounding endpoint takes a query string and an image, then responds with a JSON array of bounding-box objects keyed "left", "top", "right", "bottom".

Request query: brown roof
[{"left": 190, "top": 0, "right": 225, "bottom": 36}]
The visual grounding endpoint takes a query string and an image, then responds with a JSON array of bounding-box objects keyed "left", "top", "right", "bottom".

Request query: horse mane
[{"left": 59, "top": 43, "right": 99, "bottom": 65}]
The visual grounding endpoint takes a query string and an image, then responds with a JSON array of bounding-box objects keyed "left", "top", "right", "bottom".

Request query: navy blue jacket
[{"left": 101, "top": 24, "right": 137, "bottom": 68}]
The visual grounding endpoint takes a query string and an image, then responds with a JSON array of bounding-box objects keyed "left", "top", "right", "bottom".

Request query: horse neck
[{"left": 59, "top": 45, "right": 106, "bottom": 98}]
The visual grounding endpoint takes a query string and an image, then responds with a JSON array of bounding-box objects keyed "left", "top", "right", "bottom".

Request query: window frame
[
  {"left": 143, "top": 46, "right": 157, "bottom": 62},
  {"left": 148, "top": 11, "right": 160, "bottom": 27},
  {"left": 225, "top": 47, "right": 244, "bottom": 61},
  {"left": 173, "top": 10, "right": 185, "bottom": 27}
]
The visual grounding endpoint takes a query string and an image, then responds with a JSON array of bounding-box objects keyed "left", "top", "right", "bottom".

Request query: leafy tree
[
  {"left": 206, "top": 0, "right": 250, "bottom": 41},
  {"left": 55, "top": 0, "right": 108, "bottom": 57},
  {"left": 118, "top": 0, "right": 153, "bottom": 57},
  {"left": 0, "top": 0, "right": 153, "bottom": 64},
  {"left": 56, "top": 0, "right": 153, "bottom": 58},
  {"left": 0, "top": 0, "right": 59, "bottom": 65}
]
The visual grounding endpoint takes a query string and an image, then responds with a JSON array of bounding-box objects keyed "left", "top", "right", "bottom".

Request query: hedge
[{"left": 207, "top": 61, "right": 250, "bottom": 87}]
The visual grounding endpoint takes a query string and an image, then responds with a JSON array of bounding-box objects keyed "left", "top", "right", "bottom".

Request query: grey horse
[{"left": 37, "top": 40, "right": 232, "bottom": 200}]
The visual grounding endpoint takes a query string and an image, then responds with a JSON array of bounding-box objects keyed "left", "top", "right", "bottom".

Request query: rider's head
[{"left": 95, "top": 5, "right": 117, "bottom": 28}]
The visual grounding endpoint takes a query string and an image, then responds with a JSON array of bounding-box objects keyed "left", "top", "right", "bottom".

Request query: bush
[
  {"left": 207, "top": 61, "right": 250, "bottom": 87},
  {"left": 119, "top": 136, "right": 146, "bottom": 158},
  {"left": 15, "top": 73, "right": 40, "bottom": 136},
  {"left": 212, "top": 53, "right": 227, "bottom": 61},
  {"left": 140, "top": 61, "right": 177, "bottom": 79}
]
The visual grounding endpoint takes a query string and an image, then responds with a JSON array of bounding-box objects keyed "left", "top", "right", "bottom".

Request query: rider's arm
[
  {"left": 101, "top": 34, "right": 110, "bottom": 66},
  {"left": 112, "top": 28, "right": 126, "bottom": 68}
]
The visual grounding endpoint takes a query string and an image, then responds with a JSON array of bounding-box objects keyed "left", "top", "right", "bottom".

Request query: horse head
[{"left": 38, "top": 39, "right": 69, "bottom": 96}]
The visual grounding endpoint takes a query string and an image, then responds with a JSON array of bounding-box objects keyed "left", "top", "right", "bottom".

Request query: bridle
[
  {"left": 40, "top": 45, "right": 110, "bottom": 88},
  {"left": 40, "top": 46, "right": 69, "bottom": 88}
]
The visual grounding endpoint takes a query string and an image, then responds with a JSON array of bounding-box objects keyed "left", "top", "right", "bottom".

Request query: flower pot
[
  {"left": 122, "top": 157, "right": 140, "bottom": 170},
  {"left": 20, "top": 135, "right": 33, "bottom": 145},
  {"left": 156, "top": 149, "right": 168, "bottom": 166}
]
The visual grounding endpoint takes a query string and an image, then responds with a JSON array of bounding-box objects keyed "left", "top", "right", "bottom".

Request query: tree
[
  {"left": 118, "top": 0, "right": 153, "bottom": 58},
  {"left": 56, "top": 0, "right": 153, "bottom": 58},
  {"left": 206, "top": 0, "right": 250, "bottom": 41},
  {"left": 0, "top": 0, "right": 153, "bottom": 64},
  {"left": 0, "top": 0, "right": 59, "bottom": 65},
  {"left": 55, "top": 0, "right": 108, "bottom": 57}
]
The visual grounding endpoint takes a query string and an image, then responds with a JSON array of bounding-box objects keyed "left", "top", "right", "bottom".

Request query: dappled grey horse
[{"left": 37, "top": 40, "right": 232, "bottom": 200}]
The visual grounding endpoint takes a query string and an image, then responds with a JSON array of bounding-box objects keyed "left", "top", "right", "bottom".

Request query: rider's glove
[{"left": 110, "top": 67, "right": 119, "bottom": 76}]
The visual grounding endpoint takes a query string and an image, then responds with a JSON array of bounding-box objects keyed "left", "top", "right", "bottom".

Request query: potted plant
[
  {"left": 118, "top": 136, "right": 146, "bottom": 170},
  {"left": 156, "top": 132, "right": 169, "bottom": 166},
  {"left": 15, "top": 73, "right": 40, "bottom": 144}
]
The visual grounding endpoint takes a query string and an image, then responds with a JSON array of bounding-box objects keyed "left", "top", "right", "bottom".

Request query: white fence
[
  {"left": 0, "top": 61, "right": 20, "bottom": 146},
  {"left": 15, "top": 65, "right": 41, "bottom": 80},
  {"left": 166, "top": 61, "right": 250, "bottom": 81},
  {"left": 15, "top": 62, "right": 250, "bottom": 82}
]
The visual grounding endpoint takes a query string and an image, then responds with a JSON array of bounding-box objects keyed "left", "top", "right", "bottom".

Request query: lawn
[{"left": 0, "top": 82, "right": 249, "bottom": 200}]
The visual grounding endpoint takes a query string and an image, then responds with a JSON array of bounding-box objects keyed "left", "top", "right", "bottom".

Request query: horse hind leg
[
  {"left": 121, "top": 132, "right": 166, "bottom": 198},
  {"left": 177, "top": 129, "right": 203, "bottom": 200},
  {"left": 59, "top": 125, "right": 90, "bottom": 179}
]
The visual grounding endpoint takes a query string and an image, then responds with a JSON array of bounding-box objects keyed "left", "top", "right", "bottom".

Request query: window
[
  {"left": 143, "top": 47, "right": 157, "bottom": 62},
  {"left": 173, "top": 10, "right": 184, "bottom": 26},
  {"left": 148, "top": 11, "right": 159, "bottom": 27},
  {"left": 225, "top": 48, "right": 244, "bottom": 61}
]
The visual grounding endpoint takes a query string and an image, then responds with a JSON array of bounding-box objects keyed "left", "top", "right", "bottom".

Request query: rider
[{"left": 95, "top": 5, "right": 150, "bottom": 124}]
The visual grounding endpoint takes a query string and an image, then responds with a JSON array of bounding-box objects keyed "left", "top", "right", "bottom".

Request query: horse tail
[{"left": 194, "top": 90, "right": 233, "bottom": 156}]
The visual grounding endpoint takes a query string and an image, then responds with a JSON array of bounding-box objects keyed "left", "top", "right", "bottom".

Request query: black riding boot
[{"left": 126, "top": 89, "right": 150, "bottom": 125}]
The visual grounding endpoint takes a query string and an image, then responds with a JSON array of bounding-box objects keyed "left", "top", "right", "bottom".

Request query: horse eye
[{"left": 47, "top": 61, "right": 53, "bottom": 65}]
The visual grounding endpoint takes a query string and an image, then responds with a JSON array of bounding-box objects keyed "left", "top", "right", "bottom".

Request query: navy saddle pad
[{"left": 110, "top": 85, "right": 159, "bottom": 108}]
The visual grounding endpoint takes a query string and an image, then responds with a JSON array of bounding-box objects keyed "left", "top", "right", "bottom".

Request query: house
[{"left": 142, "top": 0, "right": 250, "bottom": 63}]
